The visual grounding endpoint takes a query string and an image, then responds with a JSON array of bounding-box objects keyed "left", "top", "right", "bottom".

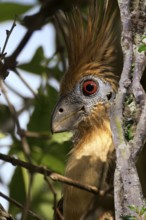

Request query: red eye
[{"left": 83, "top": 80, "right": 98, "bottom": 95}]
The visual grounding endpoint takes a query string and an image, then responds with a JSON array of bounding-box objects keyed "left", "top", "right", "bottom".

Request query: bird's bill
[{"left": 51, "top": 96, "right": 84, "bottom": 133}]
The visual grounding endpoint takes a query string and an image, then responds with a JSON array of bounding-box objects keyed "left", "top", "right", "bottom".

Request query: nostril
[
  {"left": 59, "top": 108, "right": 64, "bottom": 113},
  {"left": 80, "top": 106, "right": 85, "bottom": 111}
]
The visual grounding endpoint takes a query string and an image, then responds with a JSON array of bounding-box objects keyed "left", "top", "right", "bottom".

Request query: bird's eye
[{"left": 82, "top": 80, "right": 98, "bottom": 95}]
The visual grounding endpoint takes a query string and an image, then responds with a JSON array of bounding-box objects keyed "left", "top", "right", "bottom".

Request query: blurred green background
[{"left": 0, "top": 0, "right": 75, "bottom": 219}]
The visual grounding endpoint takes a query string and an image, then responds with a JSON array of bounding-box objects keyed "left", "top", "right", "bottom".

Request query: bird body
[
  {"left": 64, "top": 112, "right": 114, "bottom": 220},
  {"left": 51, "top": 0, "right": 123, "bottom": 219}
]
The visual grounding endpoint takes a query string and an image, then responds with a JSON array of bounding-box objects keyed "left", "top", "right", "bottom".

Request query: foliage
[
  {"left": 122, "top": 205, "right": 146, "bottom": 220},
  {"left": 123, "top": 94, "right": 137, "bottom": 141},
  {"left": 138, "top": 36, "right": 146, "bottom": 53},
  {"left": 0, "top": 1, "right": 73, "bottom": 219}
]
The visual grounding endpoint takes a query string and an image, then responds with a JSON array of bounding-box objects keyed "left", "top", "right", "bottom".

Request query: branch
[
  {"left": 18, "top": 130, "right": 50, "bottom": 139},
  {"left": 0, "top": 192, "right": 43, "bottom": 220},
  {"left": 0, "top": 0, "right": 88, "bottom": 79},
  {"left": 0, "top": 153, "right": 98, "bottom": 194},
  {"left": 110, "top": 0, "right": 146, "bottom": 219},
  {"left": 1, "top": 20, "right": 16, "bottom": 56},
  {"left": 0, "top": 31, "right": 33, "bottom": 79},
  {"left": 131, "top": 4, "right": 146, "bottom": 158}
]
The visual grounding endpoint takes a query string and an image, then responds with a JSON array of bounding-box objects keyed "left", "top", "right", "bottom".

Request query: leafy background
[{"left": 0, "top": 0, "right": 75, "bottom": 219}]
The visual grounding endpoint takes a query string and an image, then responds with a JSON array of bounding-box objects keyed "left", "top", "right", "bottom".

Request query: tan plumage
[
  {"left": 64, "top": 105, "right": 114, "bottom": 220},
  {"left": 52, "top": 0, "right": 123, "bottom": 219}
]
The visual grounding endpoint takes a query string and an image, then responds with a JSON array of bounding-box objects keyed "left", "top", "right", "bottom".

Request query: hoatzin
[{"left": 51, "top": 0, "right": 123, "bottom": 219}]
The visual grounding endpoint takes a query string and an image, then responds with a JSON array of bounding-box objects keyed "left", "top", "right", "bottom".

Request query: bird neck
[
  {"left": 66, "top": 117, "right": 114, "bottom": 181},
  {"left": 63, "top": 114, "right": 114, "bottom": 220}
]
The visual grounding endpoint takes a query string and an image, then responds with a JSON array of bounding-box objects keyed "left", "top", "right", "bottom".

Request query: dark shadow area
[
  {"left": 136, "top": 67, "right": 146, "bottom": 197},
  {"left": 141, "top": 67, "right": 146, "bottom": 92}
]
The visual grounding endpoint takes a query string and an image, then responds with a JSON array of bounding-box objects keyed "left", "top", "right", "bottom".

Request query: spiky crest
[{"left": 56, "top": 0, "right": 123, "bottom": 94}]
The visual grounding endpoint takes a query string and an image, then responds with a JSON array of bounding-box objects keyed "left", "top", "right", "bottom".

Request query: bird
[{"left": 51, "top": 0, "right": 123, "bottom": 219}]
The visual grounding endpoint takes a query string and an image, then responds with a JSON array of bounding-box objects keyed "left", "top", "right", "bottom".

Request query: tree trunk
[{"left": 110, "top": 0, "right": 146, "bottom": 219}]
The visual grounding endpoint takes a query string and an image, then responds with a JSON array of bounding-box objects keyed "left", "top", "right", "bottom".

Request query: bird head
[
  {"left": 51, "top": 69, "right": 115, "bottom": 133},
  {"left": 51, "top": 0, "right": 123, "bottom": 134}
]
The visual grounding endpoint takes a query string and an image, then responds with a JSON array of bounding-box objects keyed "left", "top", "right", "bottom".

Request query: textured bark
[{"left": 110, "top": 0, "right": 146, "bottom": 219}]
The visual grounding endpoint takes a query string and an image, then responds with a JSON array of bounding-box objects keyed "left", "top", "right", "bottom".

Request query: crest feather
[{"left": 56, "top": 0, "right": 123, "bottom": 93}]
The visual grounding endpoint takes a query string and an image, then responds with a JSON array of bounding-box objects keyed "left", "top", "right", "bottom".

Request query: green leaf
[
  {"left": 128, "top": 205, "right": 137, "bottom": 211},
  {"left": 139, "top": 206, "right": 146, "bottom": 216},
  {"left": 9, "top": 166, "right": 56, "bottom": 220},
  {"left": 128, "top": 205, "right": 140, "bottom": 215},
  {"left": 18, "top": 47, "right": 46, "bottom": 75},
  {"left": 0, "top": 3, "right": 33, "bottom": 22},
  {"left": 122, "top": 216, "right": 137, "bottom": 220},
  {"left": 0, "top": 105, "right": 14, "bottom": 134},
  {"left": 27, "top": 84, "right": 59, "bottom": 133},
  {"left": 0, "top": 132, "right": 6, "bottom": 138},
  {"left": 30, "top": 174, "right": 55, "bottom": 220},
  {"left": 138, "top": 45, "right": 146, "bottom": 52},
  {"left": 9, "top": 167, "right": 27, "bottom": 215},
  {"left": 27, "top": 93, "right": 51, "bottom": 132},
  {"left": 52, "top": 132, "right": 73, "bottom": 144},
  {"left": 41, "top": 154, "right": 64, "bottom": 172}
]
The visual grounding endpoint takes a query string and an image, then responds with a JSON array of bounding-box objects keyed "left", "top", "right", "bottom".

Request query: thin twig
[
  {"left": 21, "top": 174, "right": 34, "bottom": 220},
  {"left": 44, "top": 176, "right": 57, "bottom": 208},
  {"left": 0, "top": 80, "right": 21, "bottom": 131},
  {"left": 55, "top": 208, "right": 64, "bottom": 220},
  {"left": 21, "top": 137, "right": 31, "bottom": 160},
  {"left": 4, "top": 82, "right": 25, "bottom": 98},
  {"left": 0, "top": 0, "right": 87, "bottom": 79},
  {"left": 18, "top": 130, "right": 50, "bottom": 139},
  {"left": 0, "top": 192, "right": 43, "bottom": 220},
  {"left": 0, "top": 81, "right": 31, "bottom": 161},
  {"left": 44, "top": 176, "right": 65, "bottom": 219},
  {"left": 1, "top": 20, "right": 16, "bottom": 56},
  {"left": 14, "top": 69, "right": 37, "bottom": 98}
]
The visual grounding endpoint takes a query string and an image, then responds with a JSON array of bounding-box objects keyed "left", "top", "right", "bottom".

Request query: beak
[{"left": 51, "top": 95, "right": 84, "bottom": 133}]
